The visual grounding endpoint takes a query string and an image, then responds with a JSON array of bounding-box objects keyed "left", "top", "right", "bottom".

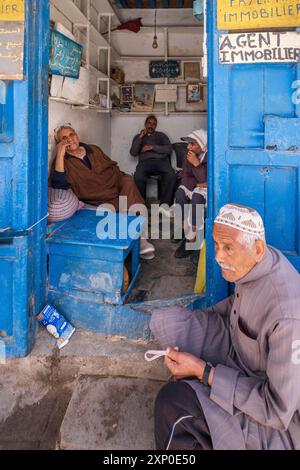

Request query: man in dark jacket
[
  {"left": 130, "top": 115, "right": 177, "bottom": 212},
  {"left": 174, "top": 129, "right": 207, "bottom": 258}
]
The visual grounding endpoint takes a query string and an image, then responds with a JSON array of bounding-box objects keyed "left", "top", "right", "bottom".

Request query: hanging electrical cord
[{"left": 152, "top": 8, "right": 158, "bottom": 49}]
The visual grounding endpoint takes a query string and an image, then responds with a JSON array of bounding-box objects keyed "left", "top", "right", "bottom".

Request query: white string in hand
[{"left": 144, "top": 347, "right": 179, "bottom": 362}]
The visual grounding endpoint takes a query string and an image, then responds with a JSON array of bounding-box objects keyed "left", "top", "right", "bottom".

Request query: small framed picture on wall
[
  {"left": 186, "top": 83, "right": 204, "bottom": 103},
  {"left": 120, "top": 85, "right": 134, "bottom": 103},
  {"left": 131, "top": 83, "right": 155, "bottom": 112}
]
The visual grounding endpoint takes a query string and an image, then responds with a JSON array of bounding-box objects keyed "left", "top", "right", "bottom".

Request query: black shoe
[
  {"left": 171, "top": 236, "right": 183, "bottom": 244},
  {"left": 171, "top": 229, "right": 184, "bottom": 244},
  {"left": 174, "top": 238, "right": 190, "bottom": 258}
]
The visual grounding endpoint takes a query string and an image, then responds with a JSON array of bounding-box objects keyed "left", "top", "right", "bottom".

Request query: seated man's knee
[
  {"left": 166, "top": 170, "right": 177, "bottom": 183},
  {"left": 191, "top": 193, "right": 205, "bottom": 205},
  {"left": 155, "top": 381, "right": 190, "bottom": 417},
  {"left": 151, "top": 306, "right": 192, "bottom": 327},
  {"left": 175, "top": 188, "right": 187, "bottom": 205},
  {"left": 150, "top": 306, "right": 195, "bottom": 344},
  {"left": 134, "top": 172, "right": 145, "bottom": 184}
]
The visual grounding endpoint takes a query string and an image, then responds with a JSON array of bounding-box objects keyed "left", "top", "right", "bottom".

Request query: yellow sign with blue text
[
  {"left": 0, "top": 0, "right": 24, "bottom": 22},
  {"left": 218, "top": 0, "right": 300, "bottom": 30}
]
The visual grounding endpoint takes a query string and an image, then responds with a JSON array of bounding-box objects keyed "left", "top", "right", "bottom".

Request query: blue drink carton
[{"left": 37, "top": 304, "right": 75, "bottom": 349}]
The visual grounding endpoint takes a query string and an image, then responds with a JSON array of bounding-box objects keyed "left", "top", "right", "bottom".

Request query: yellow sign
[
  {"left": 0, "top": 0, "right": 24, "bottom": 22},
  {"left": 218, "top": 0, "right": 300, "bottom": 30}
]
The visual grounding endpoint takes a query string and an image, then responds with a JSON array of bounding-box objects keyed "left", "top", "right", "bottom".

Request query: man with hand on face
[
  {"left": 150, "top": 204, "right": 300, "bottom": 450},
  {"left": 130, "top": 115, "right": 177, "bottom": 215},
  {"left": 173, "top": 129, "right": 207, "bottom": 258}
]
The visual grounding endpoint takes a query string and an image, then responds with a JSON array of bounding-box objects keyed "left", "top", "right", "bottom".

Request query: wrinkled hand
[
  {"left": 164, "top": 347, "right": 205, "bottom": 379},
  {"left": 187, "top": 151, "right": 200, "bottom": 167},
  {"left": 139, "top": 128, "right": 147, "bottom": 139},
  {"left": 142, "top": 144, "right": 153, "bottom": 153}
]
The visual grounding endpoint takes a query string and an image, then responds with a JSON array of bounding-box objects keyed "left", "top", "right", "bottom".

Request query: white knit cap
[
  {"left": 181, "top": 129, "right": 207, "bottom": 149},
  {"left": 214, "top": 204, "right": 265, "bottom": 238}
]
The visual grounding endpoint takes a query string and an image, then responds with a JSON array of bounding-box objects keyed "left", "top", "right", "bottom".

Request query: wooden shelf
[
  {"left": 50, "top": 96, "right": 89, "bottom": 106},
  {"left": 92, "top": 0, "right": 121, "bottom": 22},
  {"left": 119, "top": 56, "right": 202, "bottom": 61},
  {"left": 88, "top": 65, "right": 118, "bottom": 86},
  {"left": 49, "top": 96, "right": 109, "bottom": 112},
  {"left": 89, "top": 26, "right": 120, "bottom": 59},
  {"left": 51, "top": 0, "right": 88, "bottom": 27},
  {"left": 88, "top": 64, "right": 109, "bottom": 79},
  {"left": 50, "top": 0, "right": 120, "bottom": 112},
  {"left": 176, "top": 83, "right": 207, "bottom": 87},
  {"left": 90, "top": 24, "right": 110, "bottom": 48},
  {"left": 111, "top": 110, "right": 207, "bottom": 116},
  {"left": 76, "top": 106, "right": 110, "bottom": 113},
  {"left": 51, "top": 0, "right": 120, "bottom": 59}
]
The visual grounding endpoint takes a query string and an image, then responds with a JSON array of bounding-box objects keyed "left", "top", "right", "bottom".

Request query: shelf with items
[
  {"left": 119, "top": 56, "right": 202, "bottom": 62},
  {"left": 111, "top": 79, "right": 206, "bottom": 116},
  {"left": 73, "top": 104, "right": 110, "bottom": 113},
  {"left": 175, "top": 82, "right": 207, "bottom": 87},
  {"left": 111, "top": 110, "right": 207, "bottom": 116},
  {"left": 49, "top": 96, "right": 89, "bottom": 106},
  {"left": 49, "top": 0, "right": 120, "bottom": 111}
]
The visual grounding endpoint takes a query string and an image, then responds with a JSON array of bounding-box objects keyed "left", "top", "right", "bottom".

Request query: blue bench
[
  {"left": 45, "top": 209, "right": 203, "bottom": 339},
  {"left": 47, "top": 209, "right": 142, "bottom": 305},
  {"left": 45, "top": 209, "right": 153, "bottom": 337}
]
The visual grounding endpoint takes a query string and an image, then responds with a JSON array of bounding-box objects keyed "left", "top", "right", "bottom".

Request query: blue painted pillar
[
  {"left": 0, "top": 0, "right": 50, "bottom": 357},
  {"left": 204, "top": 0, "right": 229, "bottom": 306}
]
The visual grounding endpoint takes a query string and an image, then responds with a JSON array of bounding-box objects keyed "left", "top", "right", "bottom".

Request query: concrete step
[
  {"left": 32, "top": 328, "right": 170, "bottom": 382},
  {"left": 0, "top": 328, "right": 169, "bottom": 449},
  {"left": 59, "top": 376, "right": 163, "bottom": 450}
]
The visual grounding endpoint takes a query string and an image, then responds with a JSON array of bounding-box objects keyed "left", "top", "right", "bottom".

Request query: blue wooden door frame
[
  {"left": 205, "top": 0, "right": 228, "bottom": 306},
  {"left": 205, "top": 0, "right": 300, "bottom": 307},
  {"left": 0, "top": 0, "right": 49, "bottom": 357}
]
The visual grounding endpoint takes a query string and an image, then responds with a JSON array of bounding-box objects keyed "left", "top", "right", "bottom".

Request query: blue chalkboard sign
[{"left": 49, "top": 30, "right": 83, "bottom": 79}]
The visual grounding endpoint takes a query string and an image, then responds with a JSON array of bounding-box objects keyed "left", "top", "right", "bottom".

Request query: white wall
[
  {"left": 111, "top": 27, "right": 203, "bottom": 58},
  {"left": 48, "top": 101, "right": 111, "bottom": 171},
  {"left": 111, "top": 113, "right": 207, "bottom": 174}
]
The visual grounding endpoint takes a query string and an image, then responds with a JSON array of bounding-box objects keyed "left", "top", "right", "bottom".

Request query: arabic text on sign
[
  {"left": 0, "top": 27, "right": 20, "bottom": 34},
  {"left": 49, "top": 30, "right": 83, "bottom": 79},
  {"left": 0, "top": 52, "right": 20, "bottom": 61},
  {"left": 0, "top": 20, "right": 24, "bottom": 79}
]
